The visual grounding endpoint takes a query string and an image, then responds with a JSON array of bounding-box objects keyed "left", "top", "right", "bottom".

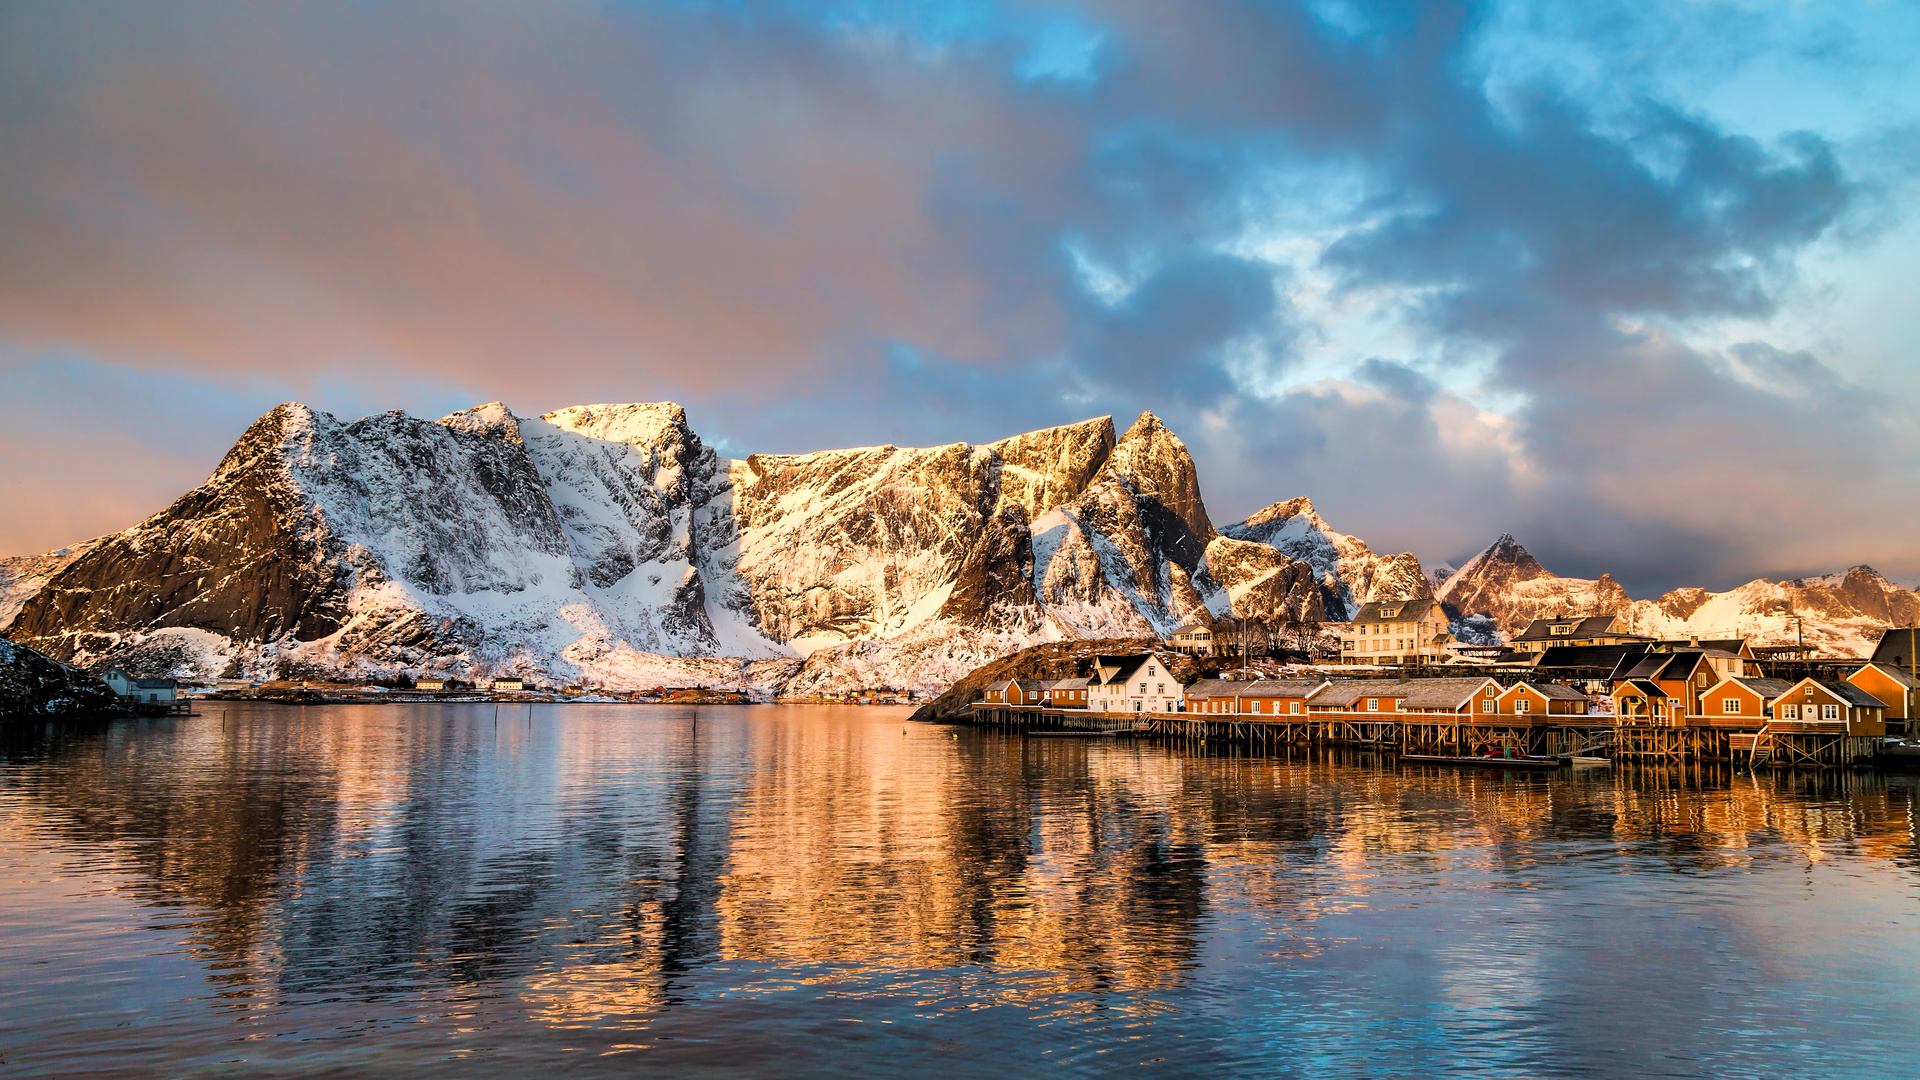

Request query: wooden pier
[{"left": 963, "top": 705, "right": 1883, "bottom": 768}]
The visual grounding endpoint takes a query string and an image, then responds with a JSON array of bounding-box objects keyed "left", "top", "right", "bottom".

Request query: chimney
[{"left": 1689, "top": 635, "right": 1699, "bottom": 647}]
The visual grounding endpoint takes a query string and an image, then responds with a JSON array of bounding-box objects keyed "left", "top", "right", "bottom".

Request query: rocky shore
[{"left": 0, "top": 637, "right": 128, "bottom": 722}]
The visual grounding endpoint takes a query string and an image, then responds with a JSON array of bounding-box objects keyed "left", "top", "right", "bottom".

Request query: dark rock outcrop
[
  {"left": 0, "top": 637, "right": 127, "bottom": 720},
  {"left": 10, "top": 404, "right": 353, "bottom": 647}
]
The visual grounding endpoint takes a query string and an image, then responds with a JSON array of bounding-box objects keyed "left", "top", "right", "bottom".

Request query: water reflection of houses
[
  {"left": 713, "top": 728, "right": 1211, "bottom": 1001},
  {"left": 6, "top": 709, "right": 1919, "bottom": 1030}
]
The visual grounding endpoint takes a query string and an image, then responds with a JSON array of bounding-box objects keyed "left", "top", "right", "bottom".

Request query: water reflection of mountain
[{"left": 3, "top": 708, "right": 1916, "bottom": 1022}]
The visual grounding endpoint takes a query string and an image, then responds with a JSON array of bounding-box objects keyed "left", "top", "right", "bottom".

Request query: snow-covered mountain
[
  {"left": 1437, "top": 535, "right": 1920, "bottom": 656},
  {"left": 0, "top": 539, "right": 100, "bottom": 627},
  {"left": 8, "top": 402, "right": 1325, "bottom": 693},
  {"left": 1217, "top": 497, "right": 1431, "bottom": 621},
  {"left": 17, "top": 398, "right": 1907, "bottom": 693}
]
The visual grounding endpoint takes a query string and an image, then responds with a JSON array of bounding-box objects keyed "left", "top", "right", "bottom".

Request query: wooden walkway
[{"left": 964, "top": 705, "right": 1882, "bottom": 768}]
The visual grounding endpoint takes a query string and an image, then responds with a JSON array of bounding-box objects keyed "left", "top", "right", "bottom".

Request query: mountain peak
[
  {"left": 440, "top": 401, "right": 526, "bottom": 443},
  {"left": 1474, "top": 533, "right": 1541, "bottom": 570},
  {"left": 1234, "top": 496, "right": 1324, "bottom": 531},
  {"left": 1100, "top": 412, "right": 1211, "bottom": 540},
  {"left": 540, "top": 402, "right": 692, "bottom": 446},
  {"left": 1119, "top": 411, "right": 1168, "bottom": 442},
  {"left": 1435, "top": 533, "right": 1551, "bottom": 615}
]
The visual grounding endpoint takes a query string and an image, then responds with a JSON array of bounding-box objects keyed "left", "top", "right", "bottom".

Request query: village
[
  {"left": 977, "top": 613, "right": 1920, "bottom": 769},
  {"left": 155, "top": 674, "right": 922, "bottom": 708}
]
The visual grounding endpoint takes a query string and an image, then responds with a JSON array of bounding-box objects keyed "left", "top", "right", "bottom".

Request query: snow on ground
[{"left": 0, "top": 540, "right": 102, "bottom": 627}]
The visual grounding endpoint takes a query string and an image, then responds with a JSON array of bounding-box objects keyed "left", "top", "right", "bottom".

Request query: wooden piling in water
[{"left": 954, "top": 703, "right": 1882, "bottom": 768}]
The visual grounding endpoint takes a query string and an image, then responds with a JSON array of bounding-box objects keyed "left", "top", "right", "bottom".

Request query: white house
[
  {"left": 100, "top": 669, "right": 178, "bottom": 705},
  {"left": 1339, "top": 599, "right": 1453, "bottom": 666},
  {"left": 1087, "top": 653, "right": 1186, "bottom": 715}
]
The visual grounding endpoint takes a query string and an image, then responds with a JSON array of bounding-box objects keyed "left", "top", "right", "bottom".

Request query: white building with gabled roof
[{"left": 1087, "top": 653, "right": 1185, "bottom": 715}]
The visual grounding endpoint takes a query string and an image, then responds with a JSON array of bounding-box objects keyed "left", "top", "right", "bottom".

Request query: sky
[{"left": 1, "top": 0, "right": 1917, "bottom": 596}]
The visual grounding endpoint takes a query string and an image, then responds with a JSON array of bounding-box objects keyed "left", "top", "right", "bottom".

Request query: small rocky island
[{"left": 0, "top": 637, "right": 128, "bottom": 722}]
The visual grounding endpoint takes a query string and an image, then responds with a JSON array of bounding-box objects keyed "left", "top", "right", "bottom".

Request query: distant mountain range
[
  {"left": 1433, "top": 533, "right": 1919, "bottom": 657},
  {"left": 2, "top": 402, "right": 1913, "bottom": 691}
]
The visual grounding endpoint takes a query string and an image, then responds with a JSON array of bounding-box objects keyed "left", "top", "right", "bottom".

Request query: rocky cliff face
[
  {"left": 1437, "top": 535, "right": 1920, "bottom": 657},
  {"left": 0, "top": 637, "right": 127, "bottom": 720},
  {"left": 9, "top": 401, "right": 766, "bottom": 684},
  {"left": 4, "top": 403, "right": 1244, "bottom": 692},
  {"left": 1431, "top": 534, "right": 1551, "bottom": 623},
  {"left": 1218, "top": 497, "right": 1430, "bottom": 620},
  {"left": 0, "top": 539, "right": 101, "bottom": 627},
  {"left": 15, "top": 398, "right": 1914, "bottom": 692}
]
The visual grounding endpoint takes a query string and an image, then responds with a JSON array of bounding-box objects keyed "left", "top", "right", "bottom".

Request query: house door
[{"left": 1134, "top": 700, "right": 1142, "bottom": 713}]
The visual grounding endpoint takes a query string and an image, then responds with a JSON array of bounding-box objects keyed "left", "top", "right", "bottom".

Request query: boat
[
  {"left": 1399, "top": 752, "right": 1562, "bottom": 770},
  {"left": 1569, "top": 755, "right": 1611, "bottom": 767}
]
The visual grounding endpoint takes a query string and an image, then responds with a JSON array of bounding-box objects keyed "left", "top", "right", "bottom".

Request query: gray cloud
[{"left": 0, "top": 0, "right": 1914, "bottom": 595}]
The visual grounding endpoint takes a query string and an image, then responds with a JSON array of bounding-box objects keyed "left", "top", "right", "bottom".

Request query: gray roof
[
  {"left": 1091, "top": 654, "right": 1154, "bottom": 685},
  {"left": 133, "top": 677, "right": 177, "bottom": 689},
  {"left": 1617, "top": 651, "right": 1707, "bottom": 681},
  {"left": 1309, "top": 679, "right": 1418, "bottom": 708},
  {"left": 1237, "top": 679, "right": 1327, "bottom": 697},
  {"left": 1094, "top": 654, "right": 1177, "bottom": 687},
  {"left": 1621, "top": 679, "right": 1668, "bottom": 698},
  {"left": 1048, "top": 677, "right": 1091, "bottom": 690},
  {"left": 1014, "top": 679, "right": 1049, "bottom": 691},
  {"left": 1309, "top": 678, "right": 1492, "bottom": 709},
  {"left": 1169, "top": 622, "right": 1211, "bottom": 635},
  {"left": 1813, "top": 680, "right": 1890, "bottom": 709},
  {"left": 1656, "top": 638, "right": 1746, "bottom": 655},
  {"left": 1615, "top": 653, "right": 1672, "bottom": 680},
  {"left": 1512, "top": 615, "right": 1626, "bottom": 642},
  {"left": 1870, "top": 627, "right": 1920, "bottom": 667},
  {"left": 1727, "top": 677, "right": 1794, "bottom": 698},
  {"left": 1350, "top": 598, "right": 1438, "bottom": 625},
  {"left": 1662, "top": 651, "right": 1709, "bottom": 677},
  {"left": 1398, "top": 678, "right": 1501, "bottom": 710},
  {"left": 1535, "top": 644, "right": 1646, "bottom": 670},
  {"left": 1185, "top": 679, "right": 1245, "bottom": 697},
  {"left": 1510, "top": 682, "right": 1588, "bottom": 700}
]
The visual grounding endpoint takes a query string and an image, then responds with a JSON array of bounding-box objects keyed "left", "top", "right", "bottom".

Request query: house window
[
  {"left": 1291, "top": 702, "right": 1300, "bottom": 714},
  {"left": 1516, "top": 699, "right": 1530, "bottom": 713},
  {"left": 1157, "top": 683, "right": 1165, "bottom": 694},
  {"left": 1823, "top": 704, "right": 1839, "bottom": 720},
  {"left": 1367, "top": 698, "right": 1379, "bottom": 712},
  {"left": 1481, "top": 699, "right": 1494, "bottom": 713},
  {"left": 1139, "top": 683, "right": 1148, "bottom": 693},
  {"left": 1723, "top": 698, "right": 1741, "bottom": 714},
  {"left": 1551, "top": 624, "right": 1572, "bottom": 636},
  {"left": 1781, "top": 704, "right": 1798, "bottom": 719}
]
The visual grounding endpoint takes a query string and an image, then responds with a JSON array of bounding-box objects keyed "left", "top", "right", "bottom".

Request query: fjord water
[{"left": 1, "top": 706, "right": 1916, "bottom": 1078}]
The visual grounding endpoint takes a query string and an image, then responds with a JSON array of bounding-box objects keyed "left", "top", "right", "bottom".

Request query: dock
[{"left": 963, "top": 704, "right": 1884, "bottom": 768}]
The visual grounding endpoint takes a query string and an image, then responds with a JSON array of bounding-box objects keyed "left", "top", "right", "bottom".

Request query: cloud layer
[{"left": 1, "top": 0, "right": 1916, "bottom": 594}]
